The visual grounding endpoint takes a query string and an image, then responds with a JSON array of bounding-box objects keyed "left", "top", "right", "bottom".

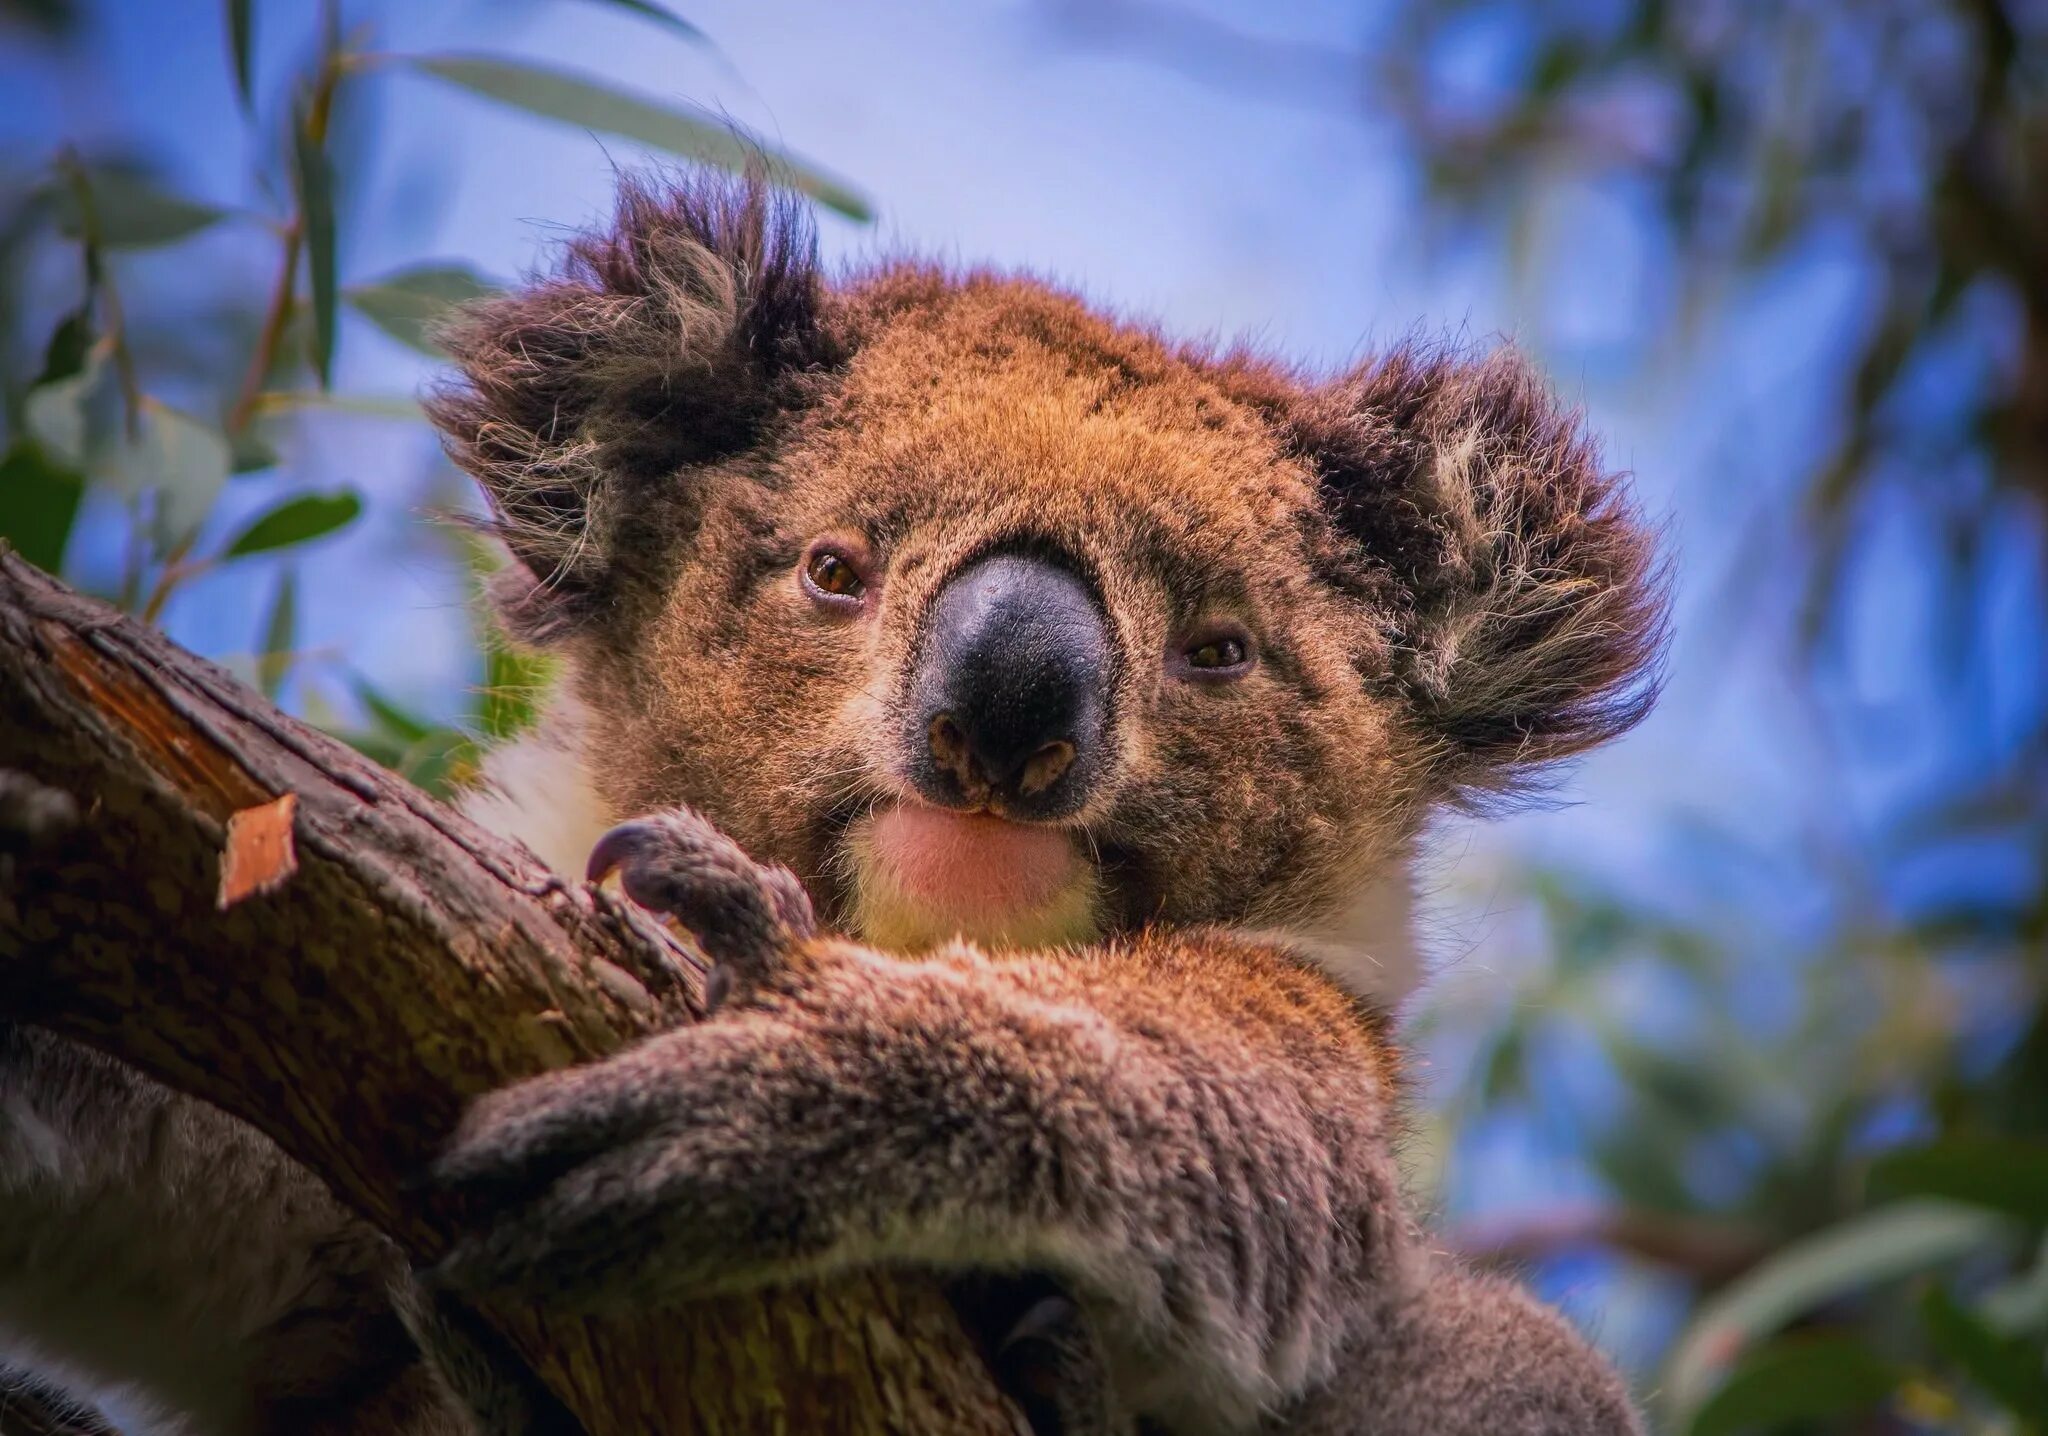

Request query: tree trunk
[{"left": 0, "top": 547, "right": 1022, "bottom": 1436}]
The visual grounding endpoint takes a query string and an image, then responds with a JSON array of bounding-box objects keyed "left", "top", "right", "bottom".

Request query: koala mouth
[{"left": 838, "top": 803, "right": 1105, "bottom": 952}]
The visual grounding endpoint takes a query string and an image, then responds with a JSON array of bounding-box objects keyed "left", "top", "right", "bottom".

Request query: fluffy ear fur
[
  {"left": 1278, "top": 344, "right": 1668, "bottom": 800},
  {"left": 426, "top": 172, "right": 844, "bottom": 642}
]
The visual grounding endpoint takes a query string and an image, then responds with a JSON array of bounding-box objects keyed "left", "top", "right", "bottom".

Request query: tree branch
[
  {"left": 0, "top": 547, "right": 1022, "bottom": 1435},
  {"left": 1451, "top": 1204, "right": 1772, "bottom": 1287}
]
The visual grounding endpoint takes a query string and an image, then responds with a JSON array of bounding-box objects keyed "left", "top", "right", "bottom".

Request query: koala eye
[
  {"left": 1188, "top": 637, "right": 1246, "bottom": 669},
  {"left": 1175, "top": 623, "right": 1257, "bottom": 682},
  {"left": 801, "top": 542, "right": 868, "bottom": 610}
]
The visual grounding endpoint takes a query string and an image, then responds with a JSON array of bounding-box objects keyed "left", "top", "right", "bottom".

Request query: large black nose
[{"left": 907, "top": 552, "right": 1110, "bottom": 820}]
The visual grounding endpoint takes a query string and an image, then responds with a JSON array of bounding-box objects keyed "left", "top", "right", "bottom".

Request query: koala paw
[{"left": 586, "top": 808, "right": 816, "bottom": 1006}]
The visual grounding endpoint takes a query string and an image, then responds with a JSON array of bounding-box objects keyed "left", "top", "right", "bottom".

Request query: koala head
[{"left": 433, "top": 174, "right": 1665, "bottom": 997}]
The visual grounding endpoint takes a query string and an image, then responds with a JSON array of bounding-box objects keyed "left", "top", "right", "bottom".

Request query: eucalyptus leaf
[
  {"left": 112, "top": 399, "right": 232, "bottom": 549},
  {"left": 0, "top": 441, "right": 85, "bottom": 573},
  {"left": 1872, "top": 1138, "right": 2048, "bottom": 1224},
  {"left": 345, "top": 263, "right": 496, "bottom": 354},
  {"left": 222, "top": 489, "right": 362, "bottom": 558},
  {"left": 23, "top": 354, "right": 122, "bottom": 470},
  {"left": 1920, "top": 1286, "right": 2048, "bottom": 1420},
  {"left": 16, "top": 355, "right": 226, "bottom": 552},
  {"left": 478, "top": 638, "right": 556, "bottom": 741},
  {"left": 52, "top": 165, "right": 227, "bottom": 248},
  {"left": 27, "top": 372, "right": 233, "bottom": 545},
  {"left": 352, "top": 676, "right": 434, "bottom": 744},
  {"left": 1686, "top": 1335, "right": 1899, "bottom": 1436},
  {"left": 291, "top": 101, "right": 338, "bottom": 387},
  {"left": 1981, "top": 1237, "right": 2048, "bottom": 1334},
  {"left": 575, "top": 0, "right": 710, "bottom": 45},
  {"left": 397, "top": 728, "right": 480, "bottom": 797},
  {"left": 257, "top": 568, "right": 297, "bottom": 699},
  {"left": 404, "top": 54, "right": 873, "bottom": 221},
  {"left": 1666, "top": 1201, "right": 2014, "bottom": 1418},
  {"left": 231, "top": 428, "right": 282, "bottom": 475},
  {"left": 226, "top": 0, "right": 254, "bottom": 113},
  {"left": 38, "top": 307, "right": 92, "bottom": 385}
]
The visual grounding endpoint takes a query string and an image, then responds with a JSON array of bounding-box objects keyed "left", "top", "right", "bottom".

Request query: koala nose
[{"left": 908, "top": 552, "right": 1110, "bottom": 820}]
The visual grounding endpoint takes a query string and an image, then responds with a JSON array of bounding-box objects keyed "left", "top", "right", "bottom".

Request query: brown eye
[
  {"left": 801, "top": 544, "right": 868, "bottom": 610},
  {"left": 1175, "top": 624, "right": 1256, "bottom": 682},
  {"left": 1186, "top": 637, "right": 1245, "bottom": 670}
]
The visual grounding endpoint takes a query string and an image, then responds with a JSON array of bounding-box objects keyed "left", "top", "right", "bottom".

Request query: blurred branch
[{"left": 1452, "top": 1204, "right": 1774, "bottom": 1286}]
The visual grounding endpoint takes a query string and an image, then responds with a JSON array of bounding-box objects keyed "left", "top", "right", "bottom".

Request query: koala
[
  {"left": 0, "top": 1023, "right": 473, "bottom": 1434},
  {"left": 0, "top": 170, "right": 1663, "bottom": 1436},
  {"left": 417, "top": 172, "right": 1665, "bottom": 1435}
]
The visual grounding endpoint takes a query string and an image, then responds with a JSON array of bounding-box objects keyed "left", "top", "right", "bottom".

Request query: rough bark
[{"left": 0, "top": 547, "right": 1022, "bottom": 1436}]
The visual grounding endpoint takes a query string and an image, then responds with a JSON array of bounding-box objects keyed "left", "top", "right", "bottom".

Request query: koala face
[{"left": 433, "top": 176, "right": 1663, "bottom": 983}]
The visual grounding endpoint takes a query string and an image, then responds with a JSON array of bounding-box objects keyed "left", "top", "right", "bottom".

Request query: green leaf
[
  {"left": 477, "top": 638, "right": 556, "bottom": 741},
  {"left": 20, "top": 363, "right": 225, "bottom": 549},
  {"left": 397, "top": 728, "right": 480, "bottom": 796},
  {"left": 1982, "top": 1235, "right": 2048, "bottom": 1335},
  {"left": 352, "top": 676, "right": 435, "bottom": 744},
  {"left": 1666, "top": 1201, "right": 2014, "bottom": 1417},
  {"left": 2, "top": 0, "right": 80, "bottom": 37},
  {"left": 403, "top": 54, "right": 873, "bottom": 221},
  {"left": 117, "top": 399, "right": 232, "bottom": 549},
  {"left": 23, "top": 352, "right": 122, "bottom": 469},
  {"left": 226, "top": 0, "right": 255, "bottom": 113},
  {"left": 1921, "top": 1286, "right": 2048, "bottom": 1420},
  {"left": 52, "top": 166, "right": 227, "bottom": 248},
  {"left": 38, "top": 307, "right": 92, "bottom": 385},
  {"left": 1872, "top": 1139, "right": 2048, "bottom": 1224},
  {"left": 0, "top": 441, "right": 85, "bottom": 572},
  {"left": 291, "top": 100, "right": 338, "bottom": 388},
  {"left": 1602, "top": 1030, "right": 1740, "bottom": 1132},
  {"left": 345, "top": 263, "right": 496, "bottom": 355},
  {"left": 1687, "top": 1334, "right": 1899, "bottom": 1436},
  {"left": 257, "top": 568, "right": 297, "bottom": 699},
  {"left": 574, "top": 0, "right": 711, "bottom": 45},
  {"left": 222, "top": 490, "right": 361, "bottom": 558},
  {"left": 231, "top": 428, "right": 282, "bottom": 474}
]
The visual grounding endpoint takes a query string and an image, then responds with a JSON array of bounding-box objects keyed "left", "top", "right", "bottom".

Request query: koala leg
[{"left": 1266, "top": 1262, "right": 1641, "bottom": 1436}]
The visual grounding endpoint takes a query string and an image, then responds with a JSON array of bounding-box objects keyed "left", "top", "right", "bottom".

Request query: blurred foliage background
[{"left": 0, "top": 1, "right": 2042, "bottom": 1433}]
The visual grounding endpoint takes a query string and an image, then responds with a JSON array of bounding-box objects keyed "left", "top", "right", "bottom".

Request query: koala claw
[{"left": 586, "top": 808, "right": 816, "bottom": 996}]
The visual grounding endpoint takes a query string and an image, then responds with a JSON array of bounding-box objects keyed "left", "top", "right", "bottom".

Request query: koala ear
[
  {"left": 1280, "top": 345, "right": 1668, "bottom": 800},
  {"left": 427, "top": 172, "right": 845, "bottom": 642}
]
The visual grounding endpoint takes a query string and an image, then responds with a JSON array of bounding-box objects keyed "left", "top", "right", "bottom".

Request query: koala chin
[{"left": 2, "top": 169, "right": 1664, "bottom": 1436}]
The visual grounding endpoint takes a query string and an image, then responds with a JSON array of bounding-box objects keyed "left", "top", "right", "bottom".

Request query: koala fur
[
  {"left": 422, "top": 173, "right": 1664, "bottom": 1434},
  {"left": 0, "top": 1027, "right": 468, "bottom": 1434},
  {"left": 0, "top": 170, "right": 1663, "bottom": 1435}
]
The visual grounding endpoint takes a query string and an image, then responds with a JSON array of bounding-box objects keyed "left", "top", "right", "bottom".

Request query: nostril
[
  {"left": 1017, "top": 740, "right": 1075, "bottom": 797},
  {"left": 927, "top": 713, "right": 985, "bottom": 796}
]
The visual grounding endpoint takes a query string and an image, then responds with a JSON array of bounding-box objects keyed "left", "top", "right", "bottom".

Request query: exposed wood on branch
[{"left": 0, "top": 547, "right": 1022, "bottom": 1436}]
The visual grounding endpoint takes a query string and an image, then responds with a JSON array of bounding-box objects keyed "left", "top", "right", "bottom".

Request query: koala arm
[{"left": 424, "top": 812, "right": 1635, "bottom": 1435}]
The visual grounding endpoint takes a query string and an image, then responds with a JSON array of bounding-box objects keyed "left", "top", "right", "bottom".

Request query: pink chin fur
[{"left": 867, "top": 804, "right": 1079, "bottom": 918}]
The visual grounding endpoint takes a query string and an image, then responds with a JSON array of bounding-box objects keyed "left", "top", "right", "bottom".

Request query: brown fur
[
  {"left": 0, "top": 1026, "right": 471, "bottom": 1435},
  {"left": 422, "top": 173, "right": 1663, "bottom": 1433},
  {"left": 0, "top": 169, "right": 1664, "bottom": 1436}
]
